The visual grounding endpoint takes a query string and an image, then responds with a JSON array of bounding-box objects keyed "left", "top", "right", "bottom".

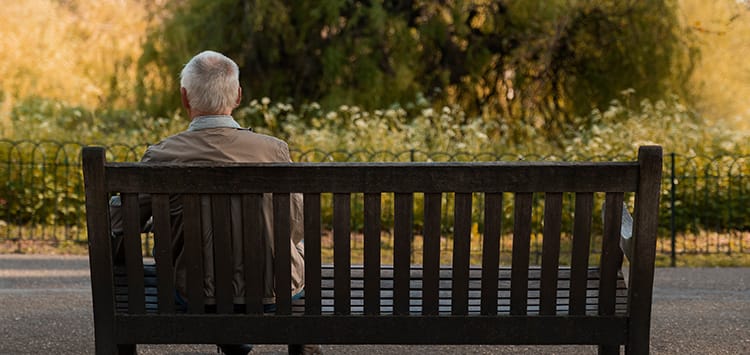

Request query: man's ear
[
  {"left": 235, "top": 87, "right": 242, "bottom": 107},
  {"left": 180, "top": 87, "right": 191, "bottom": 110}
]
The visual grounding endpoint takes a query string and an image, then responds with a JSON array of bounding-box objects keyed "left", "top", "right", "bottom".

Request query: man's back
[{"left": 142, "top": 126, "right": 305, "bottom": 306}]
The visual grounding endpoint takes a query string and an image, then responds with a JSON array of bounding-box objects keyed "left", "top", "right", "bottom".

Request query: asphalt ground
[{"left": 0, "top": 254, "right": 747, "bottom": 354}]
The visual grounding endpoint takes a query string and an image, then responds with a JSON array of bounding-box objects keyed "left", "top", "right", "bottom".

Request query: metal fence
[{"left": 1, "top": 140, "right": 748, "bottom": 265}]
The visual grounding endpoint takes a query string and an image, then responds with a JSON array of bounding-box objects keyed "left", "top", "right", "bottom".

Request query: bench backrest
[{"left": 82, "top": 145, "right": 662, "bottom": 346}]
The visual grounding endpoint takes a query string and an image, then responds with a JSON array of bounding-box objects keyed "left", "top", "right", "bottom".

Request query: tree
[{"left": 138, "top": 0, "right": 694, "bottom": 140}]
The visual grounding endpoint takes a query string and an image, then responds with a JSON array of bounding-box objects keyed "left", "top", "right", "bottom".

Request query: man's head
[{"left": 180, "top": 50, "right": 241, "bottom": 117}]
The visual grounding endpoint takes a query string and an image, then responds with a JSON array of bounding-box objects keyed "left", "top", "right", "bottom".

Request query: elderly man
[{"left": 110, "top": 51, "right": 320, "bottom": 355}]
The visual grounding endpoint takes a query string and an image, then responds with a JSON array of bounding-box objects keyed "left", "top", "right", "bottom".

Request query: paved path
[{"left": 0, "top": 254, "right": 748, "bottom": 354}]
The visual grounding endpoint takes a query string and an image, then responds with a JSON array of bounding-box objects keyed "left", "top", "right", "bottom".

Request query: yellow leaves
[{"left": 0, "top": 0, "right": 148, "bottom": 110}]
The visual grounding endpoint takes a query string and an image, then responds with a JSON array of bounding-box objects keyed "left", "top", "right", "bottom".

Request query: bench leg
[
  {"left": 598, "top": 344, "right": 620, "bottom": 355},
  {"left": 117, "top": 344, "right": 137, "bottom": 355}
]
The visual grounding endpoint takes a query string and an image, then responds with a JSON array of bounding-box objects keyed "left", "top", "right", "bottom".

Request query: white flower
[{"left": 261, "top": 97, "right": 271, "bottom": 105}]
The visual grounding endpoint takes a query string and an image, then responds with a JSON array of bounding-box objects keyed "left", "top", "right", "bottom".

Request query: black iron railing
[{"left": 1, "top": 140, "right": 748, "bottom": 265}]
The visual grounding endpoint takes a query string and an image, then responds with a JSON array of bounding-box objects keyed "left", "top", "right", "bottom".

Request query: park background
[{"left": 1, "top": 0, "right": 749, "bottom": 266}]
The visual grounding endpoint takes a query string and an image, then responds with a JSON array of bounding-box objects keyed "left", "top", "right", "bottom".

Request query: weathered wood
[
  {"left": 151, "top": 194, "right": 174, "bottom": 313},
  {"left": 113, "top": 315, "right": 628, "bottom": 345},
  {"left": 600, "top": 193, "right": 624, "bottom": 316},
  {"left": 181, "top": 195, "right": 205, "bottom": 313},
  {"left": 273, "top": 193, "right": 292, "bottom": 315},
  {"left": 393, "top": 193, "right": 413, "bottom": 315},
  {"left": 570, "top": 192, "right": 594, "bottom": 316},
  {"left": 304, "top": 193, "right": 322, "bottom": 315},
  {"left": 115, "top": 265, "right": 629, "bottom": 316},
  {"left": 363, "top": 193, "right": 381, "bottom": 315},
  {"left": 211, "top": 195, "right": 234, "bottom": 314},
  {"left": 104, "top": 163, "right": 640, "bottom": 194},
  {"left": 83, "top": 145, "right": 662, "bottom": 353},
  {"left": 540, "top": 192, "right": 563, "bottom": 316},
  {"left": 511, "top": 192, "right": 533, "bottom": 315},
  {"left": 82, "top": 147, "right": 118, "bottom": 355},
  {"left": 422, "top": 193, "right": 442, "bottom": 316},
  {"left": 452, "top": 193, "right": 472, "bottom": 315},
  {"left": 121, "top": 193, "right": 145, "bottom": 314},
  {"left": 627, "top": 146, "right": 663, "bottom": 354},
  {"left": 242, "top": 194, "right": 264, "bottom": 314},
  {"left": 333, "top": 193, "right": 351, "bottom": 315},
  {"left": 481, "top": 193, "right": 502, "bottom": 315}
]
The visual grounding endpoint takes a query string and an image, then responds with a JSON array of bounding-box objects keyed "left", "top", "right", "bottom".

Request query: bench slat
[
  {"left": 242, "top": 194, "right": 264, "bottom": 314},
  {"left": 600, "top": 193, "right": 624, "bottom": 316},
  {"left": 211, "top": 195, "right": 234, "bottom": 314},
  {"left": 422, "top": 193, "right": 442, "bottom": 315},
  {"left": 104, "top": 163, "right": 640, "bottom": 194},
  {"left": 115, "top": 265, "right": 627, "bottom": 316},
  {"left": 333, "top": 193, "right": 351, "bottom": 315},
  {"left": 481, "top": 193, "right": 502, "bottom": 315},
  {"left": 363, "top": 193, "right": 381, "bottom": 315},
  {"left": 182, "top": 195, "right": 205, "bottom": 313},
  {"left": 452, "top": 193, "right": 472, "bottom": 315},
  {"left": 122, "top": 193, "right": 145, "bottom": 314},
  {"left": 152, "top": 194, "right": 175, "bottom": 314},
  {"left": 112, "top": 314, "right": 629, "bottom": 345},
  {"left": 394, "top": 193, "right": 413, "bottom": 315},
  {"left": 273, "top": 193, "right": 293, "bottom": 315},
  {"left": 540, "top": 192, "right": 562, "bottom": 315},
  {"left": 510, "top": 192, "right": 533, "bottom": 315},
  {"left": 303, "top": 193, "right": 322, "bottom": 315},
  {"left": 570, "top": 192, "right": 593, "bottom": 315}
]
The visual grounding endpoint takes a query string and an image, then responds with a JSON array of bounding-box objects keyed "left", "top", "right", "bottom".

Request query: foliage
[
  {"left": 137, "top": 0, "right": 695, "bottom": 139},
  {"left": 0, "top": 0, "right": 148, "bottom": 135},
  {"left": 2, "top": 95, "right": 748, "bottom": 239},
  {"left": 679, "top": 0, "right": 750, "bottom": 129}
]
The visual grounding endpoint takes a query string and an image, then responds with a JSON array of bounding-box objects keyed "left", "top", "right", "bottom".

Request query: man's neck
[{"left": 189, "top": 109, "right": 232, "bottom": 120}]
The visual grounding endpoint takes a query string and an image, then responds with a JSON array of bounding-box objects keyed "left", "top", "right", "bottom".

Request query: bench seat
[{"left": 115, "top": 264, "right": 627, "bottom": 316}]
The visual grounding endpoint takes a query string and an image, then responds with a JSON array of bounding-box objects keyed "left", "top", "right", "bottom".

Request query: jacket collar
[{"left": 187, "top": 115, "right": 241, "bottom": 131}]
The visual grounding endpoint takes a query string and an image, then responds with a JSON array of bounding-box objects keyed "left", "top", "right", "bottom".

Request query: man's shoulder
[
  {"left": 231, "top": 128, "right": 288, "bottom": 147},
  {"left": 143, "top": 128, "right": 290, "bottom": 162}
]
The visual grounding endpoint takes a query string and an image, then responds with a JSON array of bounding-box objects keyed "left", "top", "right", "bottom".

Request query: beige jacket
[{"left": 110, "top": 116, "right": 304, "bottom": 305}]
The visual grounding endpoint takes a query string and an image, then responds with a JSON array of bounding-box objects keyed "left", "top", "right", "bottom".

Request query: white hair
[{"left": 180, "top": 50, "right": 240, "bottom": 113}]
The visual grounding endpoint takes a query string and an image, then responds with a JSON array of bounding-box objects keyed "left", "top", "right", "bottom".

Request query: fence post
[{"left": 669, "top": 152, "right": 677, "bottom": 267}]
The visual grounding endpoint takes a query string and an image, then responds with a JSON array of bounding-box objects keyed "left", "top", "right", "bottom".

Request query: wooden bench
[{"left": 83, "top": 145, "right": 663, "bottom": 354}]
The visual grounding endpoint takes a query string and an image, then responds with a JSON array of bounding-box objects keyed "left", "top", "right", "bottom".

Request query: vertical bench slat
[
  {"left": 599, "top": 193, "right": 624, "bottom": 316},
  {"left": 540, "top": 192, "right": 563, "bottom": 315},
  {"left": 363, "top": 193, "right": 381, "bottom": 315},
  {"left": 152, "top": 194, "right": 175, "bottom": 314},
  {"left": 481, "top": 193, "right": 503, "bottom": 315},
  {"left": 422, "top": 193, "right": 442, "bottom": 315},
  {"left": 82, "top": 147, "right": 118, "bottom": 355},
  {"left": 273, "top": 193, "right": 292, "bottom": 315},
  {"left": 393, "top": 193, "right": 413, "bottom": 315},
  {"left": 511, "top": 192, "right": 533, "bottom": 315},
  {"left": 452, "top": 193, "right": 472, "bottom": 316},
  {"left": 242, "top": 194, "right": 264, "bottom": 314},
  {"left": 182, "top": 195, "right": 204, "bottom": 313},
  {"left": 211, "top": 195, "right": 234, "bottom": 314},
  {"left": 627, "top": 146, "right": 663, "bottom": 354},
  {"left": 333, "top": 193, "right": 351, "bottom": 315},
  {"left": 121, "top": 193, "right": 145, "bottom": 314},
  {"left": 303, "top": 193, "right": 321, "bottom": 315},
  {"left": 569, "top": 192, "right": 593, "bottom": 315},
  {"left": 304, "top": 193, "right": 322, "bottom": 315}
]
